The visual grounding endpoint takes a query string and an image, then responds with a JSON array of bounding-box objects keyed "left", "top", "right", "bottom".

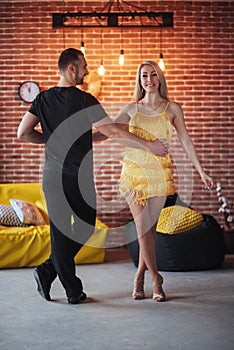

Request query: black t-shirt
[{"left": 29, "top": 86, "right": 107, "bottom": 174}]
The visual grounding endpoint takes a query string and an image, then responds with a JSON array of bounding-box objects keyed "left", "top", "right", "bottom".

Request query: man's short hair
[{"left": 58, "top": 48, "right": 83, "bottom": 71}]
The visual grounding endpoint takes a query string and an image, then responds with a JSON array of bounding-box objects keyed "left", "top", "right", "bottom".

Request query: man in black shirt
[{"left": 18, "top": 48, "right": 168, "bottom": 304}]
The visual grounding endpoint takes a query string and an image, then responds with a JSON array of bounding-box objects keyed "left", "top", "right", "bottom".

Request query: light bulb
[
  {"left": 158, "top": 53, "right": 165, "bottom": 71},
  {"left": 80, "top": 41, "right": 85, "bottom": 56},
  {"left": 119, "top": 49, "right": 124, "bottom": 66},
  {"left": 98, "top": 60, "right": 105, "bottom": 76}
]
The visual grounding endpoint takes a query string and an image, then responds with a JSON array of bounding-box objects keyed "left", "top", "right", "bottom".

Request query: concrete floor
[{"left": 1, "top": 249, "right": 234, "bottom": 350}]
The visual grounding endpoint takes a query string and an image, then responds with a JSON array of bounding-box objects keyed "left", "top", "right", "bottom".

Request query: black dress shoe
[
  {"left": 33, "top": 263, "right": 56, "bottom": 301},
  {"left": 67, "top": 292, "right": 87, "bottom": 304}
]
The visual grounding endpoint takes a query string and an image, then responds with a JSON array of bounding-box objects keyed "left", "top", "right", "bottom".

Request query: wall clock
[{"left": 18, "top": 81, "right": 40, "bottom": 103}]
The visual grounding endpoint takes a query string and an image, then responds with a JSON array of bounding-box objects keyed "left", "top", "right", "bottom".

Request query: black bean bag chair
[{"left": 126, "top": 214, "right": 225, "bottom": 272}]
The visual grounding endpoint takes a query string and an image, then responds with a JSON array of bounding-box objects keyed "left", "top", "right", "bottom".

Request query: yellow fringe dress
[{"left": 119, "top": 102, "right": 176, "bottom": 206}]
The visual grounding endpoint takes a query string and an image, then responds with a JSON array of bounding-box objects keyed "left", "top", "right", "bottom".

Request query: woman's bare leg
[
  {"left": 127, "top": 201, "right": 147, "bottom": 298},
  {"left": 128, "top": 196, "right": 166, "bottom": 299},
  {"left": 132, "top": 242, "right": 147, "bottom": 299},
  {"left": 148, "top": 196, "right": 166, "bottom": 300}
]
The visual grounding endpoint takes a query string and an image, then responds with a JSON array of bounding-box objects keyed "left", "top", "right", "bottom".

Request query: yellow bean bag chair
[{"left": 0, "top": 183, "right": 108, "bottom": 268}]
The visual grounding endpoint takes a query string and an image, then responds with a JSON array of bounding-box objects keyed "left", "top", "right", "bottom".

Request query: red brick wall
[{"left": 1, "top": 1, "right": 234, "bottom": 246}]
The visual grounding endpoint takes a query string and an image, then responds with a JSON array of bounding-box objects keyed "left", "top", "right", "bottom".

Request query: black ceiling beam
[{"left": 52, "top": 12, "right": 173, "bottom": 28}]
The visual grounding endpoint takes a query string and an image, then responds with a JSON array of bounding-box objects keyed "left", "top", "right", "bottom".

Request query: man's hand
[
  {"left": 18, "top": 112, "right": 44, "bottom": 144},
  {"left": 94, "top": 117, "right": 169, "bottom": 155},
  {"left": 147, "top": 138, "right": 169, "bottom": 156}
]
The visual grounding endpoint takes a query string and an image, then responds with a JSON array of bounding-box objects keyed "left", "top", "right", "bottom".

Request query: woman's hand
[{"left": 200, "top": 171, "right": 214, "bottom": 190}]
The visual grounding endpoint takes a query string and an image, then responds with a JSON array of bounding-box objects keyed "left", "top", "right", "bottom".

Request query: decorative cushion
[
  {"left": 0, "top": 204, "right": 28, "bottom": 227},
  {"left": 10, "top": 199, "right": 46, "bottom": 226},
  {"left": 156, "top": 205, "right": 204, "bottom": 234}
]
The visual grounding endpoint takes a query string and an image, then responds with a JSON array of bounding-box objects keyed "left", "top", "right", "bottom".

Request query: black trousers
[{"left": 42, "top": 167, "right": 96, "bottom": 298}]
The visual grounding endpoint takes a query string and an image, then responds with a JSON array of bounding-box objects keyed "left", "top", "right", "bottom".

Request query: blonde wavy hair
[{"left": 133, "top": 61, "right": 169, "bottom": 102}]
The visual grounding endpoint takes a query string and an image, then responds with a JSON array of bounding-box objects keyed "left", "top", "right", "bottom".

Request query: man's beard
[{"left": 76, "top": 76, "right": 84, "bottom": 85}]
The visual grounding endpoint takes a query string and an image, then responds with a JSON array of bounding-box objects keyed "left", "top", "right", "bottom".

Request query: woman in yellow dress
[{"left": 116, "top": 61, "right": 213, "bottom": 301}]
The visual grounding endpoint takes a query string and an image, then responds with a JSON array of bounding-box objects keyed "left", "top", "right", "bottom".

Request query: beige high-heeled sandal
[
  {"left": 152, "top": 274, "right": 166, "bottom": 302},
  {"left": 132, "top": 280, "right": 145, "bottom": 300}
]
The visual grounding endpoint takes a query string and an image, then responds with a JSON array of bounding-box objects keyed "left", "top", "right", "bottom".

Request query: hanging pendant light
[
  {"left": 119, "top": 49, "right": 124, "bottom": 66},
  {"left": 158, "top": 25, "right": 165, "bottom": 71},
  {"left": 158, "top": 52, "right": 165, "bottom": 71},
  {"left": 119, "top": 26, "right": 124, "bottom": 66},
  {"left": 98, "top": 30, "right": 105, "bottom": 76},
  {"left": 158, "top": 1, "right": 165, "bottom": 71},
  {"left": 98, "top": 59, "right": 105, "bottom": 76},
  {"left": 80, "top": 25, "right": 86, "bottom": 56},
  {"left": 80, "top": 41, "right": 86, "bottom": 56}
]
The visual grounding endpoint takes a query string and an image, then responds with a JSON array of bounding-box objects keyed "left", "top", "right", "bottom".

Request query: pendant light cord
[{"left": 62, "top": 0, "right": 66, "bottom": 49}]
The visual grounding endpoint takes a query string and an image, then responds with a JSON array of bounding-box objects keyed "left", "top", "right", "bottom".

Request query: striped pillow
[{"left": 0, "top": 204, "right": 28, "bottom": 227}]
